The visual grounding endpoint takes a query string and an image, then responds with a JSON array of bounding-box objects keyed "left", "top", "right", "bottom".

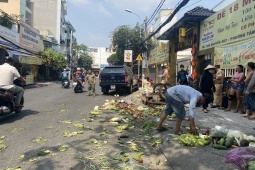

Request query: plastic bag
[
  {"left": 210, "top": 126, "right": 228, "bottom": 137},
  {"left": 225, "top": 147, "right": 255, "bottom": 170},
  {"left": 227, "top": 130, "right": 243, "bottom": 139}
]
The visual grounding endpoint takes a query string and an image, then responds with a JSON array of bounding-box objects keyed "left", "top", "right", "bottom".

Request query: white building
[
  {"left": 32, "top": 0, "right": 68, "bottom": 54},
  {"left": 150, "top": 9, "right": 178, "bottom": 40},
  {"left": 89, "top": 47, "right": 111, "bottom": 69}
]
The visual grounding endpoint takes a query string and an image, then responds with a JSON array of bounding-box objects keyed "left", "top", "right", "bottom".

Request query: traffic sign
[{"left": 136, "top": 54, "right": 142, "bottom": 61}]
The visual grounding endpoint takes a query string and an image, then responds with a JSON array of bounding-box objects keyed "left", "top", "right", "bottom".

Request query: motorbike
[
  {"left": 72, "top": 77, "right": 83, "bottom": 93},
  {"left": 62, "top": 77, "right": 70, "bottom": 88},
  {"left": 0, "top": 79, "right": 24, "bottom": 116}
]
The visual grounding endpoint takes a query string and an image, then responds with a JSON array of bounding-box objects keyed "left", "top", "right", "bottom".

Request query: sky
[{"left": 66, "top": 0, "right": 224, "bottom": 48}]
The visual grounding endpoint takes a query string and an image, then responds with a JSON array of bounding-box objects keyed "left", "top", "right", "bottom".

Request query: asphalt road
[
  {"left": 0, "top": 81, "right": 132, "bottom": 170},
  {"left": 0, "top": 81, "right": 168, "bottom": 170}
]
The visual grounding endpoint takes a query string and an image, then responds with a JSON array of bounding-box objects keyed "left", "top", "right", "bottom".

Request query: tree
[
  {"left": 107, "top": 53, "right": 119, "bottom": 65},
  {"left": 73, "top": 44, "right": 89, "bottom": 57},
  {"left": 40, "top": 49, "right": 67, "bottom": 68},
  {"left": 112, "top": 24, "right": 142, "bottom": 65},
  {"left": 78, "top": 54, "right": 93, "bottom": 69}
]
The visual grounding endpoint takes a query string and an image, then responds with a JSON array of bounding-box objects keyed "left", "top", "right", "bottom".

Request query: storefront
[
  {"left": 198, "top": 0, "right": 255, "bottom": 77},
  {"left": 148, "top": 42, "right": 169, "bottom": 83}
]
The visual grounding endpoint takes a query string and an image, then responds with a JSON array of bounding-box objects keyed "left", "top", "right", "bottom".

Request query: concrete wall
[
  {"left": 89, "top": 47, "right": 111, "bottom": 66},
  {"left": 33, "top": 0, "right": 60, "bottom": 43}
]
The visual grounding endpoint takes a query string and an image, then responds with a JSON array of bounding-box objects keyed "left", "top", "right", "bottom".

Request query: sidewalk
[
  {"left": 24, "top": 81, "right": 56, "bottom": 89},
  {"left": 125, "top": 88, "right": 254, "bottom": 170}
]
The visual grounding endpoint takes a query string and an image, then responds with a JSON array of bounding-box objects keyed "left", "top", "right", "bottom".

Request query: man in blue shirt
[
  {"left": 61, "top": 69, "right": 69, "bottom": 85},
  {"left": 156, "top": 85, "right": 212, "bottom": 135}
]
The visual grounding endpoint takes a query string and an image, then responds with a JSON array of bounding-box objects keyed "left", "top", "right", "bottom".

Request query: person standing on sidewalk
[
  {"left": 212, "top": 65, "right": 225, "bottom": 108},
  {"left": 199, "top": 65, "right": 216, "bottom": 113},
  {"left": 177, "top": 64, "right": 189, "bottom": 85},
  {"left": 156, "top": 85, "right": 212, "bottom": 135},
  {"left": 85, "top": 68, "right": 96, "bottom": 96},
  {"left": 225, "top": 65, "right": 245, "bottom": 113},
  {"left": 245, "top": 64, "right": 255, "bottom": 119}
]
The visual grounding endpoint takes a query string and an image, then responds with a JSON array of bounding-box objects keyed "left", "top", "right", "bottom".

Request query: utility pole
[{"left": 142, "top": 17, "right": 148, "bottom": 89}]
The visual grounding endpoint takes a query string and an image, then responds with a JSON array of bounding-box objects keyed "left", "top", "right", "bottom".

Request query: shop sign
[
  {"left": 200, "top": 0, "right": 255, "bottom": 50},
  {"left": 149, "top": 48, "right": 157, "bottom": 64},
  {"left": 19, "top": 21, "right": 40, "bottom": 53},
  {"left": 157, "top": 43, "right": 169, "bottom": 63},
  {"left": 25, "top": 75, "right": 34, "bottom": 85},
  {"left": 19, "top": 56, "right": 42, "bottom": 65},
  {"left": 0, "top": 25, "right": 19, "bottom": 46},
  {"left": 124, "top": 50, "right": 132, "bottom": 62},
  {"left": 214, "top": 38, "right": 255, "bottom": 69}
]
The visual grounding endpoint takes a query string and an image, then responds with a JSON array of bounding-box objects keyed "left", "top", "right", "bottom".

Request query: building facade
[{"left": 0, "top": 0, "right": 32, "bottom": 25}]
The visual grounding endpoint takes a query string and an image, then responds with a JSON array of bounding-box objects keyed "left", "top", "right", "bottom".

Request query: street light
[
  {"left": 125, "top": 9, "right": 141, "bottom": 38},
  {"left": 125, "top": 8, "right": 142, "bottom": 82}
]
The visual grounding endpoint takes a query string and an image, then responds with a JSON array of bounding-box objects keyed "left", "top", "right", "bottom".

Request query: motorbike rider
[
  {"left": 60, "top": 68, "right": 69, "bottom": 86},
  {"left": 75, "top": 68, "right": 85, "bottom": 87},
  {"left": 0, "top": 56, "right": 26, "bottom": 107}
]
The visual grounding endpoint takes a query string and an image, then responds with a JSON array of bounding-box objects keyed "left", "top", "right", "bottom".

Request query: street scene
[{"left": 1, "top": 0, "right": 255, "bottom": 170}]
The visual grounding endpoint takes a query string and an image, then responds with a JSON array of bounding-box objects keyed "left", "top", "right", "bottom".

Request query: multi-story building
[
  {"left": 0, "top": 0, "right": 32, "bottom": 26},
  {"left": 89, "top": 47, "right": 111, "bottom": 75}
]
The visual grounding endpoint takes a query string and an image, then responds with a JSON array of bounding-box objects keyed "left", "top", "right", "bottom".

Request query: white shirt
[
  {"left": 0, "top": 63, "right": 20, "bottom": 88},
  {"left": 167, "top": 85, "right": 202, "bottom": 117}
]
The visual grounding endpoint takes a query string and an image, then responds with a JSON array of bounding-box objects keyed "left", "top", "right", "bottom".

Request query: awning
[{"left": 7, "top": 49, "right": 42, "bottom": 65}]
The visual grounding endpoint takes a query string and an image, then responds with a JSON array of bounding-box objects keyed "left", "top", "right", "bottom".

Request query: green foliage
[
  {"left": 112, "top": 24, "right": 142, "bottom": 65},
  {"left": 73, "top": 44, "right": 89, "bottom": 56},
  {"left": 78, "top": 54, "right": 93, "bottom": 70},
  {"left": 40, "top": 49, "right": 67, "bottom": 68},
  {"left": 107, "top": 53, "right": 119, "bottom": 65}
]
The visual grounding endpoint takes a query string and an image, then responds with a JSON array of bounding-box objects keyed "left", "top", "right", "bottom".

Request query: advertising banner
[
  {"left": 214, "top": 38, "right": 255, "bottom": 69},
  {"left": 19, "top": 21, "right": 40, "bottom": 53},
  {"left": 124, "top": 50, "right": 132, "bottom": 62},
  {"left": 19, "top": 56, "right": 42, "bottom": 65},
  {"left": 0, "top": 25, "right": 19, "bottom": 46},
  {"left": 148, "top": 42, "right": 169, "bottom": 64},
  {"left": 200, "top": 0, "right": 255, "bottom": 50}
]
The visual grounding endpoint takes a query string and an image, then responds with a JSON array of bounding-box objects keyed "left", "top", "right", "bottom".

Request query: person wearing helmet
[
  {"left": 75, "top": 67, "right": 85, "bottom": 87},
  {"left": 0, "top": 56, "right": 26, "bottom": 107},
  {"left": 60, "top": 68, "right": 69, "bottom": 86}
]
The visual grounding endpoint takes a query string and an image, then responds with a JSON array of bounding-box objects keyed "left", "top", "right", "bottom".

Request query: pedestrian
[
  {"left": 199, "top": 65, "right": 216, "bottom": 113},
  {"left": 159, "top": 66, "right": 170, "bottom": 84},
  {"left": 177, "top": 64, "right": 189, "bottom": 85},
  {"left": 245, "top": 68, "right": 255, "bottom": 119},
  {"left": 243, "top": 62, "right": 255, "bottom": 117},
  {"left": 211, "top": 64, "right": 225, "bottom": 108},
  {"left": 85, "top": 68, "right": 96, "bottom": 96},
  {"left": 155, "top": 85, "right": 212, "bottom": 135},
  {"left": 225, "top": 65, "right": 245, "bottom": 113}
]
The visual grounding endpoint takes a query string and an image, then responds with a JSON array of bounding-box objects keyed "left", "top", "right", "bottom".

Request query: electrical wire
[
  {"left": 180, "top": 0, "right": 203, "bottom": 10},
  {"left": 146, "top": 0, "right": 165, "bottom": 27}
]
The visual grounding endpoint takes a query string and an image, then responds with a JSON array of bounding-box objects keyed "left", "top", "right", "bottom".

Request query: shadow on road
[{"left": 0, "top": 109, "right": 40, "bottom": 124}]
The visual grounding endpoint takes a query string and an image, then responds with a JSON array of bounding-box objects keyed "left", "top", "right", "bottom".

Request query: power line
[
  {"left": 141, "top": 0, "right": 191, "bottom": 46},
  {"left": 146, "top": 0, "right": 165, "bottom": 27},
  {"left": 180, "top": 0, "right": 203, "bottom": 10}
]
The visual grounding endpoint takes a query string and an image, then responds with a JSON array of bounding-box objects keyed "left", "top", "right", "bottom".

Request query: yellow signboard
[
  {"left": 19, "top": 56, "right": 42, "bottom": 65},
  {"left": 25, "top": 75, "right": 34, "bottom": 85},
  {"left": 214, "top": 38, "right": 255, "bottom": 69},
  {"left": 136, "top": 54, "right": 142, "bottom": 61},
  {"left": 200, "top": 0, "right": 255, "bottom": 50}
]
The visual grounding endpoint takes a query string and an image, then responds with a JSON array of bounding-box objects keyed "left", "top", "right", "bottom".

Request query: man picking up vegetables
[{"left": 156, "top": 85, "right": 212, "bottom": 135}]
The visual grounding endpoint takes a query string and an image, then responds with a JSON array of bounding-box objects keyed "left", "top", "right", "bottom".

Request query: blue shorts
[
  {"left": 246, "top": 93, "right": 255, "bottom": 112},
  {"left": 231, "top": 83, "right": 244, "bottom": 91},
  {"left": 164, "top": 92, "right": 186, "bottom": 119}
]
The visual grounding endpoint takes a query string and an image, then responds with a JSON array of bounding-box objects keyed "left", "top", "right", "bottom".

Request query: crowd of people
[{"left": 156, "top": 63, "right": 255, "bottom": 135}]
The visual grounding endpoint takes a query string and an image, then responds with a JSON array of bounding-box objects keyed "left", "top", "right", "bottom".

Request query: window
[
  {"left": 26, "top": 0, "right": 31, "bottom": 9},
  {"left": 0, "top": 0, "right": 8, "bottom": 2}
]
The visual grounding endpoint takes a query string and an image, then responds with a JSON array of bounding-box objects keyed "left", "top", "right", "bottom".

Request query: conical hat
[{"left": 204, "top": 64, "right": 215, "bottom": 70}]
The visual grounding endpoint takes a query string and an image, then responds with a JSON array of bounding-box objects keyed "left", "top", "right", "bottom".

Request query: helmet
[
  {"left": 5, "top": 56, "right": 14, "bottom": 63},
  {"left": 64, "top": 69, "right": 66, "bottom": 71},
  {"left": 77, "top": 67, "right": 81, "bottom": 71}
]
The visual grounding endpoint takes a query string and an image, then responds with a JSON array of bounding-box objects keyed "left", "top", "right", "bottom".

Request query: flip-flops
[
  {"left": 174, "top": 130, "right": 183, "bottom": 135},
  {"left": 156, "top": 127, "right": 168, "bottom": 132}
]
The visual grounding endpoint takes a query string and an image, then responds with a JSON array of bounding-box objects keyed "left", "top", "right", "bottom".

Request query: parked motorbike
[
  {"left": 0, "top": 79, "right": 24, "bottom": 116},
  {"left": 72, "top": 77, "right": 83, "bottom": 93},
  {"left": 62, "top": 78, "right": 70, "bottom": 88}
]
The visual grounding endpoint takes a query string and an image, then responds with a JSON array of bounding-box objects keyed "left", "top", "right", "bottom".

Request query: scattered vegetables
[{"left": 37, "top": 149, "right": 51, "bottom": 156}]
